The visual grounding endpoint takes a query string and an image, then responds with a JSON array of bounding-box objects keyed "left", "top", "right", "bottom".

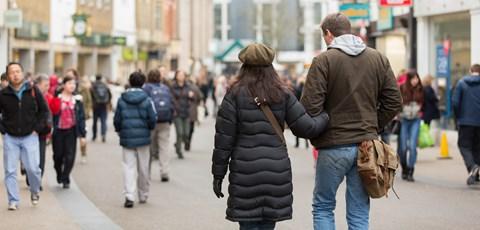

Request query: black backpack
[
  {"left": 93, "top": 82, "right": 110, "bottom": 104},
  {"left": 145, "top": 83, "right": 174, "bottom": 122}
]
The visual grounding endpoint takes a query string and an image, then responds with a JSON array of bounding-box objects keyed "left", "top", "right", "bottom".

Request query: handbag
[{"left": 254, "top": 97, "right": 286, "bottom": 145}]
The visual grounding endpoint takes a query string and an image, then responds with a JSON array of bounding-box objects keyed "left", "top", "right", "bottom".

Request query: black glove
[{"left": 213, "top": 178, "right": 224, "bottom": 198}]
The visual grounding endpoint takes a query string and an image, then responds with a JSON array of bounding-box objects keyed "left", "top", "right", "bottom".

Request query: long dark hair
[
  {"left": 401, "top": 70, "right": 423, "bottom": 104},
  {"left": 230, "top": 64, "right": 288, "bottom": 103}
]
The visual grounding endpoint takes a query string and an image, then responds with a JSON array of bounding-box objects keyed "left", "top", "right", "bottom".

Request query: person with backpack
[
  {"left": 212, "top": 43, "right": 330, "bottom": 230},
  {"left": 143, "top": 69, "right": 175, "bottom": 182},
  {"left": 300, "top": 13, "right": 402, "bottom": 229},
  {"left": 171, "top": 70, "right": 194, "bottom": 159},
  {"left": 114, "top": 71, "right": 157, "bottom": 208},
  {"left": 91, "top": 74, "right": 112, "bottom": 143},
  {"left": 0, "top": 62, "right": 50, "bottom": 210},
  {"left": 50, "top": 76, "right": 87, "bottom": 189},
  {"left": 453, "top": 64, "right": 480, "bottom": 185}
]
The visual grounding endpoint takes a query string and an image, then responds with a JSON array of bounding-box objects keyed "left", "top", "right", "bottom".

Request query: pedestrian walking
[
  {"left": 171, "top": 70, "right": 194, "bottom": 159},
  {"left": 187, "top": 78, "right": 204, "bottom": 151},
  {"left": 114, "top": 71, "right": 157, "bottom": 208},
  {"left": 0, "top": 72, "right": 8, "bottom": 89},
  {"left": 0, "top": 62, "right": 51, "bottom": 210},
  {"left": 300, "top": 13, "right": 402, "bottom": 230},
  {"left": 29, "top": 74, "right": 54, "bottom": 190},
  {"left": 66, "top": 69, "right": 92, "bottom": 164},
  {"left": 50, "top": 76, "right": 87, "bottom": 189},
  {"left": 91, "top": 74, "right": 112, "bottom": 143},
  {"left": 398, "top": 70, "right": 424, "bottom": 182},
  {"left": 422, "top": 75, "right": 440, "bottom": 126},
  {"left": 453, "top": 64, "right": 480, "bottom": 185},
  {"left": 294, "top": 75, "right": 309, "bottom": 148},
  {"left": 211, "top": 43, "right": 330, "bottom": 230},
  {"left": 143, "top": 69, "right": 175, "bottom": 182}
]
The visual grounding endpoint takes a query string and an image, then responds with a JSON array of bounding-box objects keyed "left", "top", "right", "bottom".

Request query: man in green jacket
[{"left": 301, "top": 13, "right": 402, "bottom": 230}]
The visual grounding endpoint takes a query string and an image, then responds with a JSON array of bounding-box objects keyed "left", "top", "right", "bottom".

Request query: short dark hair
[
  {"left": 321, "top": 13, "right": 351, "bottom": 37},
  {"left": 63, "top": 76, "right": 75, "bottom": 85},
  {"left": 147, "top": 69, "right": 161, "bottom": 83},
  {"left": 96, "top": 74, "right": 102, "bottom": 81},
  {"left": 471, "top": 64, "right": 480, "bottom": 74},
  {"left": 129, "top": 71, "right": 146, "bottom": 88},
  {"left": 6, "top": 62, "right": 23, "bottom": 75}
]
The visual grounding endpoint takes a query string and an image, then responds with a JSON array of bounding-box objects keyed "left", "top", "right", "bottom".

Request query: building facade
[
  {"left": 0, "top": 0, "right": 8, "bottom": 70},
  {"left": 415, "top": 0, "right": 480, "bottom": 80}
]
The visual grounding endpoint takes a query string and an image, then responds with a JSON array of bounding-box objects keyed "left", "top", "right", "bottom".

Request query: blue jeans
[
  {"left": 93, "top": 104, "right": 108, "bottom": 138},
  {"left": 399, "top": 118, "right": 421, "bottom": 168},
  {"left": 312, "top": 145, "right": 370, "bottom": 230},
  {"left": 3, "top": 133, "right": 42, "bottom": 205},
  {"left": 239, "top": 221, "right": 276, "bottom": 230}
]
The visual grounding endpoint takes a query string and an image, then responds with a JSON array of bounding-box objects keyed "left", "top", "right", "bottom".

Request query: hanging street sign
[
  {"left": 4, "top": 9, "right": 23, "bottom": 28},
  {"left": 380, "top": 0, "right": 412, "bottom": 7}
]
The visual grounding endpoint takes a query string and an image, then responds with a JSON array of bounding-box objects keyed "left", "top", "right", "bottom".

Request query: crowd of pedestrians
[{"left": 0, "top": 11, "right": 479, "bottom": 230}]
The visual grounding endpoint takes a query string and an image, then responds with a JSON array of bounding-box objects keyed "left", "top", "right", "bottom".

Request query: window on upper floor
[{"left": 155, "top": 0, "right": 163, "bottom": 30}]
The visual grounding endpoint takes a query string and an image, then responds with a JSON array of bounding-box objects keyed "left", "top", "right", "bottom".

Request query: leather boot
[
  {"left": 401, "top": 163, "right": 408, "bottom": 180},
  {"left": 406, "top": 167, "right": 415, "bottom": 182}
]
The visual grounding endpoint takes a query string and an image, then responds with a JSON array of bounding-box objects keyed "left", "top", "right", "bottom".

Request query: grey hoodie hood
[{"left": 329, "top": 34, "right": 366, "bottom": 56}]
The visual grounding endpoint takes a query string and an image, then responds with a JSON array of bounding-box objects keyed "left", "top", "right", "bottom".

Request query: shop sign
[
  {"left": 436, "top": 45, "right": 450, "bottom": 78},
  {"left": 122, "top": 47, "right": 135, "bottom": 61},
  {"left": 4, "top": 9, "right": 23, "bottom": 28},
  {"left": 339, "top": 3, "right": 370, "bottom": 21},
  {"left": 378, "top": 7, "right": 393, "bottom": 31},
  {"left": 380, "top": 0, "right": 412, "bottom": 6},
  {"left": 112, "top": 36, "right": 127, "bottom": 46},
  {"left": 15, "top": 21, "right": 49, "bottom": 41}
]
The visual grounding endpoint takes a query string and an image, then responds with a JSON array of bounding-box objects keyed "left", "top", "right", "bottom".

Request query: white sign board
[{"left": 4, "top": 9, "right": 23, "bottom": 28}]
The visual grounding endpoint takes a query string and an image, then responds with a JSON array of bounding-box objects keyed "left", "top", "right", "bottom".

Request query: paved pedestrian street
[{"left": 0, "top": 116, "right": 479, "bottom": 229}]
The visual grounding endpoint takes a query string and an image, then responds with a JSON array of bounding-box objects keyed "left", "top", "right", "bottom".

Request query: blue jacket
[
  {"left": 453, "top": 75, "right": 480, "bottom": 127},
  {"left": 114, "top": 88, "right": 157, "bottom": 148}
]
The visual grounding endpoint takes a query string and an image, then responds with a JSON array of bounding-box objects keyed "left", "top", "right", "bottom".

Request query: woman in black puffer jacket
[{"left": 211, "top": 43, "right": 329, "bottom": 230}]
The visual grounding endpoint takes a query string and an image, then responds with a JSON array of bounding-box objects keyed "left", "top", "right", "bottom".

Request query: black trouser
[
  {"left": 52, "top": 128, "right": 77, "bottom": 184},
  {"left": 188, "top": 121, "right": 195, "bottom": 144},
  {"left": 39, "top": 136, "right": 46, "bottom": 177},
  {"left": 458, "top": 125, "right": 480, "bottom": 172},
  {"left": 93, "top": 105, "right": 108, "bottom": 139}
]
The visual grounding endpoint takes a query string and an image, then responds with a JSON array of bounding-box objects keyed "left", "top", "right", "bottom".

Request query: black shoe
[
  {"left": 26, "top": 176, "right": 30, "bottom": 187},
  {"left": 467, "top": 165, "right": 479, "bottom": 185},
  {"left": 185, "top": 142, "right": 191, "bottom": 151},
  {"left": 102, "top": 136, "right": 106, "bottom": 143},
  {"left": 63, "top": 183, "right": 70, "bottom": 189},
  {"left": 124, "top": 199, "right": 134, "bottom": 208},
  {"left": 92, "top": 137, "right": 96, "bottom": 142},
  {"left": 56, "top": 176, "right": 62, "bottom": 185},
  {"left": 40, "top": 186, "right": 43, "bottom": 191},
  {"left": 178, "top": 154, "right": 184, "bottom": 159},
  {"left": 406, "top": 168, "right": 415, "bottom": 182},
  {"left": 161, "top": 176, "right": 170, "bottom": 182}
]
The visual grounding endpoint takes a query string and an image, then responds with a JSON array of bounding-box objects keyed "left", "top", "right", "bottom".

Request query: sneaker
[
  {"left": 161, "top": 176, "right": 170, "bottom": 182},
  {"left": 124, "top": 199, "right": 134, "bottom": 208},
  {"left": 8, "top": 203, "right": 17, "bottom": 211},
  {"left": 31, "top": 193, "right": 40, "bottom": 206},
  {"left": 81, "top": 156, "right": 87, "bottom": 164},
  {"left": 139, "top": 199, "right": 147, "bottom": 204},
  {"left": 467, "top": 166, "right": 480, "bottom": 185}
]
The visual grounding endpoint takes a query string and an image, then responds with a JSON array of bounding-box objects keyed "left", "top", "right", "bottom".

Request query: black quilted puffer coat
[{"left": 212, "top": 86, "right": 329, "bottom": 222}]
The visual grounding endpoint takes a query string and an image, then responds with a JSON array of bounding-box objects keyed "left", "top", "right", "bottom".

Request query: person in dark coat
[
  {"left": 422, "top": 75, "right": 440, "bottom": 125},
  {"left": 211, "top": 43, "right": 329, "bottom": 230},
  {"left": 171, "top": 70, "right": 194, "bottom": 158},
  {"left": 114, "top": 71, "right": 157, "bottom": 208},
  {"left": 50, "top": 76, "right": 87, "bottom": 189}
]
